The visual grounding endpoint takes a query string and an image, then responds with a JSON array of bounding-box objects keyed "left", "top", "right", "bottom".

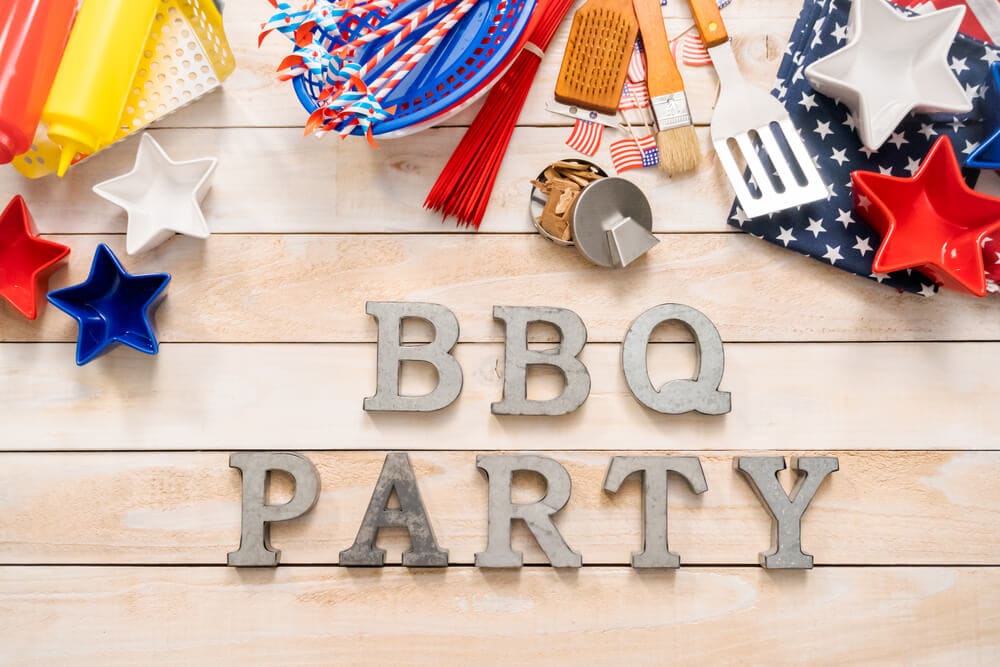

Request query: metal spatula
[{"left": 690, "top": 0, "right": 826, "bottom": 218}]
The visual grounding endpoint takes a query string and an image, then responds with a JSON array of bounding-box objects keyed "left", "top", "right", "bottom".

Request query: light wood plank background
[
  {"left": 3, "top": 450, "right": 998, "bottom": 565},
  {"left": 1, "top": 567, "right": 997, "bottom": 666},
  {"left": 0, "top": 0, "right": 998, "bottom": 663},
  {"left": 0, "top": 342, "right": 995, "bottom": 450}
]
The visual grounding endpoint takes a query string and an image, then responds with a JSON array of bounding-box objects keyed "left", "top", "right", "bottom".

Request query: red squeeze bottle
[{"left": 0, "top": 0, "right": 78, "bottom": 164}]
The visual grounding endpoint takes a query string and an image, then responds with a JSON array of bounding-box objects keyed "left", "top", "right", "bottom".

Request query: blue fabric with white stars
[{"left": 727, "top": 0, "right": 998, "bottom": 294}]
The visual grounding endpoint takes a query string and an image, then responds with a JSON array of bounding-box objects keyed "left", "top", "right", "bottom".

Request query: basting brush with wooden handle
[{"left": 632, "top": 0, "right": 700, "bottom": 175}]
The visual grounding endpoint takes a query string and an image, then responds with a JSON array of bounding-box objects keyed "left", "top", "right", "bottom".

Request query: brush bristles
[{"left": 656, "top": 125, "right": 701, "bottom": 176}]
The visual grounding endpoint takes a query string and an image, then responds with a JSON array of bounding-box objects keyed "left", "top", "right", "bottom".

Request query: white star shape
[
  {"left": 963, "top": 140, "right": 980, "bottom": 155},
  {"left": 799, "top": 92, "right": 819, "bottom": 111},
  {"left": 836, "top": 208, "right": 854, "bottom": 227},
  {"left": 853, "top": 236, "right": 873, "bottom": 257},
  {"left": 870, "top": 271, "right": 889, "bottom": 283},
  {"left": 919, "top": 283, "right": 937, "bottom": 297},
  {"left": 843, "top": 113, "right": 858, "bottom": 131},
  {"left": 918, "top": 123, "right": 937, "bottom": 139},
  {"left": 730, "top": 207, "right": 749, "bottom": 226},
  {"left": 904, "top": 157, "right": 922, "bottom": 174},
  {"left": 776, "top": 226, "right": 797, "bottom": 246},
  {"left": 831, "top": 22, "right": 848, "bottom": 43},
  {"left": 950, "top": 56, "right": 969, "bottom": 75},
  {"left": 804, "top": 0, "right": 970, "bottom": 150},
  {"left": 859, "top": 145, "right": 877, "bottom": 158},
  {"left": 878, "top": 165, "right": 894, "bottom": 175},
  {"left": 887, "top": 131, "right": 909, "bottom": 149},
  {"left": 806, "top": 217, "right": 826, "bottom": 237},
  {"left": 964, "top": 83, "right": 982, "bottom": 101},
  {"left": 826, "top": 182, "right": 837, "bottom": 200},
  {"left": 92, "top": 133, "right": 217, "bottom": 255},
  {"left": 823, "top": 245, "right": 844, "bottom": 264},
  {"left": 814, "top": 120, "right": 834, "bottom": 140},
  {"left": 983, "top": 48, "right": 1000, "bottom": 66},
  {"left": 949, "top": 117, "right": 965, "bottom": 132},
  {"left": 857, "top": 194, "right": 872, "bottom": 210},
  {"left": 830, "top": 147, "right": 849, "bottom": 165}
]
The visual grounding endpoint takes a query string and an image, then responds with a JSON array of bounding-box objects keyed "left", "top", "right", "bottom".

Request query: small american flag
[
  {"left": 627, "top": 39, "right": 646, "bottom": 84},
  {"left": 610, "top": 134, "right": 659, "bottom": 173},
  {"left": 619, "top": 80, "right": 650, "bottom": 110},
  {"left": 566, "top": 119, "right": 603, "bottom": 156},
  {"left": 681, "top": 32, "right": 712, "bottom": 66}
]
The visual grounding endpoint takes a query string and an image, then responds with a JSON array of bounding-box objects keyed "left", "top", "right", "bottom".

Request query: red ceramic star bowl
[
  {"left": 0, "top": 195, "right": 70, "bottom": 319},
  {"left": 851, "top": 136, "right": 1000, "bottom": 297}
]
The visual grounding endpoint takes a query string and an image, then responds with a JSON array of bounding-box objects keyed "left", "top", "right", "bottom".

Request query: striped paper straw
[
  {"left": 345, "top": 0, "right": 413, "bottom": 16},
  {"left": 370, "top": 0, "right": 478, "bottom": 99},
  {"left": 336, "top": 0, "right": 460, "bottom": 55}
]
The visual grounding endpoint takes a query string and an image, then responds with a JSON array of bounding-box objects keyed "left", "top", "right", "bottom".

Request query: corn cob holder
[{"left": 13, "top": 0, "right": 235, "bottom": 179}]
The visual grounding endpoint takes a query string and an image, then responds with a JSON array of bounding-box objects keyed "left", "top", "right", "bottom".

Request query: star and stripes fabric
[
  {"left": 727, "top": 0, "right": 997, "bottom": 294},
  {"left": 985, "top": 235, "right": 1000, "bottom": 292},
  {"left": 898, "top": 0, "right": 1000, "bottom": 41},
  {"left": 566, "top": 119, "right": 604, "bottom": 156},
  {"left": 610, "top": 134, "right": 659, "bottom": 172}
]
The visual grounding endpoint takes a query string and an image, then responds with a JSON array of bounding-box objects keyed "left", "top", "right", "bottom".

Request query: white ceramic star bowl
[
  {"left": 93, "top": 134, "right": 218, "bottom": 255},
  {"left": 805, "top": 0, "right": 971, "bottom": 151}
]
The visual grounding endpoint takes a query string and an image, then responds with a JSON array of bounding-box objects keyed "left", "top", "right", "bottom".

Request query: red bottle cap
[{"left": 0, "top": 132, "right": 15, "bottom": 164}]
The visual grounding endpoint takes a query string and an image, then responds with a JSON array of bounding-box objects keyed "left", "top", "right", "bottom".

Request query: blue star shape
[
  {"left": 966, "top": 63, "right": 1000, "bottom": 170},
  {"left": 47, "top": 243, "right": 171, "bottom": 365}
]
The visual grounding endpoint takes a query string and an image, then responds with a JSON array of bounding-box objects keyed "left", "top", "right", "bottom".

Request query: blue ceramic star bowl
[
  {"left": 966, "top": 62, "right": 1000, "bottom": 170},
  {"left": 47, "top": 243, "right": 171, "bottom": 365}
]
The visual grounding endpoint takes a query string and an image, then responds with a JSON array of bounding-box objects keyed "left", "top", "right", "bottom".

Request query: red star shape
[
  {"left": 0, "top": 196, "right": 70, "bottom": 319},
  {"left": 851, "top": 136, "right": 1000, "bottom": 297}
]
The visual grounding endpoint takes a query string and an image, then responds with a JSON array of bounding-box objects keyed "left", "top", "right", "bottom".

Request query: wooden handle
[
  {"left": 689, "top": 0, "right": 728, "bottom": 47},
  {"left": 632, "top": 0, "right": 684, "bottom": 95}
]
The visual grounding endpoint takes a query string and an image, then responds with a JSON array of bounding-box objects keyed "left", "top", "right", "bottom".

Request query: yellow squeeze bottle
[{"left": 42, "top": 0, "right": 160, "bottom": 176}]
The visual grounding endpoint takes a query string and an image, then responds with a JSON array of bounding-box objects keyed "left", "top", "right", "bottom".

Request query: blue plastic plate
[{"left": 293, "top": 0, "right": 535, "bottom": 136}]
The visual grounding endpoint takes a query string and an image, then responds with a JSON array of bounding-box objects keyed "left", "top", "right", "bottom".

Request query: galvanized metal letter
[
  {"left": 604, "top": 456, "right": 708, "bottom": 568},
  {"left": 339, "top": 452, "right": 449, "bottom": 567},
  {"left": 364, "top": 301, "right": 463, "bottom": 412},
  {"left": 736, "top": 456, "right": 839, "bottom": 569},
  {"left": 475, "top": 455, "right": 582, "bottom": 568},
  {"left": 227, "top": 452, "right": 320, "bottom": 567},
  {"left": 491, "top": 306, "right": 591, "bottom": 416},
  {"left": 622, "top": 303, "right": 731, "bottom": 415}
]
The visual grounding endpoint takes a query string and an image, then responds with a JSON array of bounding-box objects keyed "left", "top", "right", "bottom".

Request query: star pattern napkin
[{"left": 728, "top": 0, "right": 998, "bottom": 294}]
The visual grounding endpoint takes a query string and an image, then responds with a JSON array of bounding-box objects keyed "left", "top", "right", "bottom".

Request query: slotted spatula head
[
  {"left": 691, "top": 0, "right": 826, "bottom": 218},
  {"left": 555, "top": 0, "right": 638, "bottom": 115}
]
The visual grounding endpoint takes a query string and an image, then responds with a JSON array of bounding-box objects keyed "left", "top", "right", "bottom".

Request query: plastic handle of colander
[{"left": 689, "top": 0, "right": 729, "bottom": 48}]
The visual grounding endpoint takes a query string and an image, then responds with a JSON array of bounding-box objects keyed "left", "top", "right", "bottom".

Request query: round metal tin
[
  {"left": 571, "top": 177, "right": 653, "bottom": 267},
  {"left": 528, "top": 159, "right": 607, "bottom": 246}
]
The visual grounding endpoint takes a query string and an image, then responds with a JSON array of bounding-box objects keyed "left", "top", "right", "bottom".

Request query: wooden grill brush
[
  {"left": 554, "top": 0, "right": 638, "bottom": 116},
  {"left": 632, "top": 0, "right": 700, "bottom": 175}
]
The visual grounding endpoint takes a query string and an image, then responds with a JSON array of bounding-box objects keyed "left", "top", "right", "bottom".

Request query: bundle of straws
[
  {"left": 425, "top": 0, "right": 575, "bottom": 227},
  {"left": 260, "top": 0, "right": 480, "bottom": 144}
]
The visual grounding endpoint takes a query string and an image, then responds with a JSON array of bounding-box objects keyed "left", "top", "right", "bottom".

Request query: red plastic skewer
[{"left": 424, "top": 0, "right": 575, "bottom": 228}]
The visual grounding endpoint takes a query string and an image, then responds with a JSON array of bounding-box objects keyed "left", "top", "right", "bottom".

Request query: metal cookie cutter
[{"left": 572, "top": 177, "right": 658, "bottom": 268}]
